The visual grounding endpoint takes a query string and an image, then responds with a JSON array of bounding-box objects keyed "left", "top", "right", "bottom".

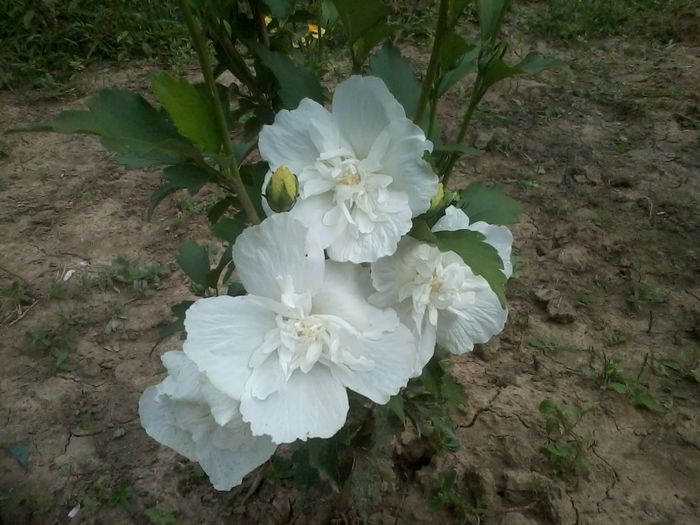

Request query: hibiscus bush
[{"left": 15, "top": 0, "right": 562, "bottom": 503}]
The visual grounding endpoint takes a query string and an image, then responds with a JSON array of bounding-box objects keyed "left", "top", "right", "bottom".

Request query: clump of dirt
[{"left": 1, "top": 27, "right": 699, "bottom": 525}]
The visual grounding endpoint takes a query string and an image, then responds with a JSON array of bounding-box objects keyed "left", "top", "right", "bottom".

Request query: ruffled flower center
[
  {"left": 249, "top": 282, "right": 374, "bottom": 381},
  {"left": 299, "top": 148, "right": 402, "bottom": 239},
  {"left": 399, "top": 245, "right": 477, "bottom": 331}
]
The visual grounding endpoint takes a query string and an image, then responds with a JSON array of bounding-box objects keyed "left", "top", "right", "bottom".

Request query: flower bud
[{"left": 265, "top": 166, "right": 299, "bottom": 213}]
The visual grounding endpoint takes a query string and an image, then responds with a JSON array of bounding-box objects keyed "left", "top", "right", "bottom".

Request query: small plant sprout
[{"left": 538, "top": 399, "right": 592, "bottom": 476}]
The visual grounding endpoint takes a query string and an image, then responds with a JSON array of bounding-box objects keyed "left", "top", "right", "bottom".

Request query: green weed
[
  {"left": 538, "top": 399, "right": 592, "bottom": 476},
  {"left": 145, "top": 505, "right": 182, "bottom": 525},
  {"left": 600, "top": 355, "right": 662, "bottom": 411}
]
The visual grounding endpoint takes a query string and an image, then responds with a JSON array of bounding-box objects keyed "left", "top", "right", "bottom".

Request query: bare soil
[{"left": 1, "top": 27, "right": 699, "bottom": 525}]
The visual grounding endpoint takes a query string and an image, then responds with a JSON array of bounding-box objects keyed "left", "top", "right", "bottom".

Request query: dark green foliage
[
  {"left": 0, "top": 0, "right": 188, "bottom": 88},
  {"left": 281, "top": 354, "right": 467, "bottom": 518},
  {"left": 521, "top": 0, "right": 699, "bottom": 44}
]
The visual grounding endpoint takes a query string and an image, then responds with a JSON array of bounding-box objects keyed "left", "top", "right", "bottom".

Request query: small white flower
[
  {"left": 139, "top": 351, "right": 277, "bottom": 491},
  {"left": 183, "top": 214, "right": 416, "bottom": 444},
  {"left": 370, "top": 207, "right": 512, "bottom": 371},
  {"left": 259, "top": 76, "right": 438, "bottom": 263}
]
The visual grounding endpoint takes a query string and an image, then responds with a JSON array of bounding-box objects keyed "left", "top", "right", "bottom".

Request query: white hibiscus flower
[
  {"left": 183, "top": 213, "right": 416, "bottom": 444},
  {"left": 370, "top": 207, "right": 512, "bottom": 371},
  {"left": 139, "top": 351, "right": 277, "bottom": 491},
  {"left": 258, "top": 75, "right": 439, "bottom": 263}
]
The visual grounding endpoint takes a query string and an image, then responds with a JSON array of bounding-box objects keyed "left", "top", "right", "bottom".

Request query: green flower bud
[{"left": 265, "top": 166, "right": 299, "bottom": 213}]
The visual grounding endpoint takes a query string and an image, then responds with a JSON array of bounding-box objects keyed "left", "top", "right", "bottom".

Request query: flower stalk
[
  {"left": 179, "top": 0, "right": 261, "bottom": 224},
  {"left": 413, "top": 0, "right": 449, "bottom": 125}
]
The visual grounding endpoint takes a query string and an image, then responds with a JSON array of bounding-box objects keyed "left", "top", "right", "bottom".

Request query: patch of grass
[
  {"left": 576, "top": 291, "right": 599, "bottom": 309},
  {"left": 0, "top": 0, "right": 190, "bottom": 88},
  {"left": 93, "top": 257, "right": 170, "bottom": 298},
  {"left": 538, "top": 399, "right": 592, "bottom": 476},
  {"left": 22, "top": 309, "right": 90, "bottom": 373},
  {"left": 1, "top": 280, "right": 34, "bottom": 310},
  {"left": 520, "top": 0, "right": 699, "bottom": 45}
]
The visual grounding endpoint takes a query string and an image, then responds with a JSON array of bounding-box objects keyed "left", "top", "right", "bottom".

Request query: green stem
[
  {"left": 180, "top": 0, "right": 260, "bottom": 224},
  {"left": 440, "top": 82, "right": 482, "bottom": 186},
  {"left": 413, "top": 0, "right": 449, "bottom": 125},
  {"left": 205, "top": 12, "right": 269, "bottom": 108}
]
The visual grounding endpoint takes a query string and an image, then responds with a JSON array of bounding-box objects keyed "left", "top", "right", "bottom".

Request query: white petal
[
  {"left": 197, "top": 422, "right": 277, "bottom": 491},
  {"left": 232, "top": 213, "right": 325, "bottom": 299},
  {"left": 258, "top": 98, "right": 345, "bottom": 173},
  {"left": 140, "top": 386, "right": 198, "bottom": 461},
  {"left": 332, "top": 76, "right": 406, "bottom": 158},
  {"left": 331, "top": 321, "right": 416, "bottom": 403},
  {"left": 369, "top": 237, "right": 422, "bottom": 307},
  {"left": 159, "top": 351, "right": 240, "bottom": 426},
  {"left": 436, "top": 287, "right": 508, "bottom": 355},
  {"left": 312, "top": 262, "right": 394, "bottom": 334},
  {"left": 468, "top": 221, "right": 514, "bottom": 278},
  {"left": 246, "top": 352, "right": 287, "bottom": 401},
  {"left": 287, "top": 193, "right": 339, "bottom": 249},
  {"left": 183, "top": 295, "right": 276, "bottom": 401},
  {"left": 370, "top": 120, "right": 437, "bottom": 216},
  {"left": 326, "top": 195, "right": 412, "bottom": 263},
  {"left": 240, "top": 365, "right": 348, "bottom": 443},
  {"left": 432, "top": 205, "right": 472, "bottom": 231},
  {"left": 139, "top": 387, "right": 276, "bottom": 491},
  {"left": 415, "top": 315, "right": 438, "bottom": 373}
]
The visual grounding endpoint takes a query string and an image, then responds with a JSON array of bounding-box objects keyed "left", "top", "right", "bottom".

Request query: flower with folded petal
[
  {"left": 370, "top": 207, "right": 513, "bottom": 371},
  {"left": 183, "top": 213, "right": 416, "bottom": 444},
  {"left": 139, "top": 351, "right": 277, "bottom": 491},
  {"left": 258, "top": 76, "right": 438, "bottom": 263}
]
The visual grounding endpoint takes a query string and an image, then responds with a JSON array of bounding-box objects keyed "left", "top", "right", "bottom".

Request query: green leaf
[
  {"left": 477, "top": 0, "right": 511, "bottom": 43},
  {"left": 367, "top": 40, "right": 421, "bottom": 118},
  {"left": 147, "top": 163, "right": 210, "bottom": 219},
  {"left": 211, "top": 217, "right": 247, "bottom": 244},
  {"left": 176, "top": 241, "right": 210, "bottom": 288},
  {"left": 254, "top": 47, "right": 325, "bottom": 109},
  {"left": 436, "top": 47, "right": 479, "bottom": 97},
  {"left": 386, "top": 395, "right": 405, "bottom": 422},
  {"left": 262, "top": 0, "right": 295, "bottom": 20},
  {"left": 151, "top": 74, "right": 222, "bottom": 154},
  {"left": 538, "top": 399, "right": 559, "bottom": 415},
  {"left": 409, "top": 220, "right": 439, "bottom": 244},
  {"left": 630, "top": 389, "right": 663, "bottom": 412},
  {"left": 11, "top": 89, "right": 197, "bottom": 166},
  {"left": 207, "top": 197, "right": 237, "bottom": 224},
  {"left": 331, "top": 0, "right": 389, "bottom": 45},
  {"left": 433, "top": 229, "right": 507, "bottom": 307},
  {"left": 457, "top": 182, "right": 522, "bottom": 225},
  {"left": 544, "top": 441, "right": 575, "bottom": 458},
  {"left": 607, "top": 382, "right": 629, "bottom": 395},
  {"left": 481, "top": 52, "right": 565, "bottom": 93},
  {"left": 440, "top": 374, "right": 467, "bottom": 405},
  {"left": 353, "top": 23, "right": 397, "bottom": 68},
  {"left": 514, "top": 52, "right": 567, "bottom": 76}
]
